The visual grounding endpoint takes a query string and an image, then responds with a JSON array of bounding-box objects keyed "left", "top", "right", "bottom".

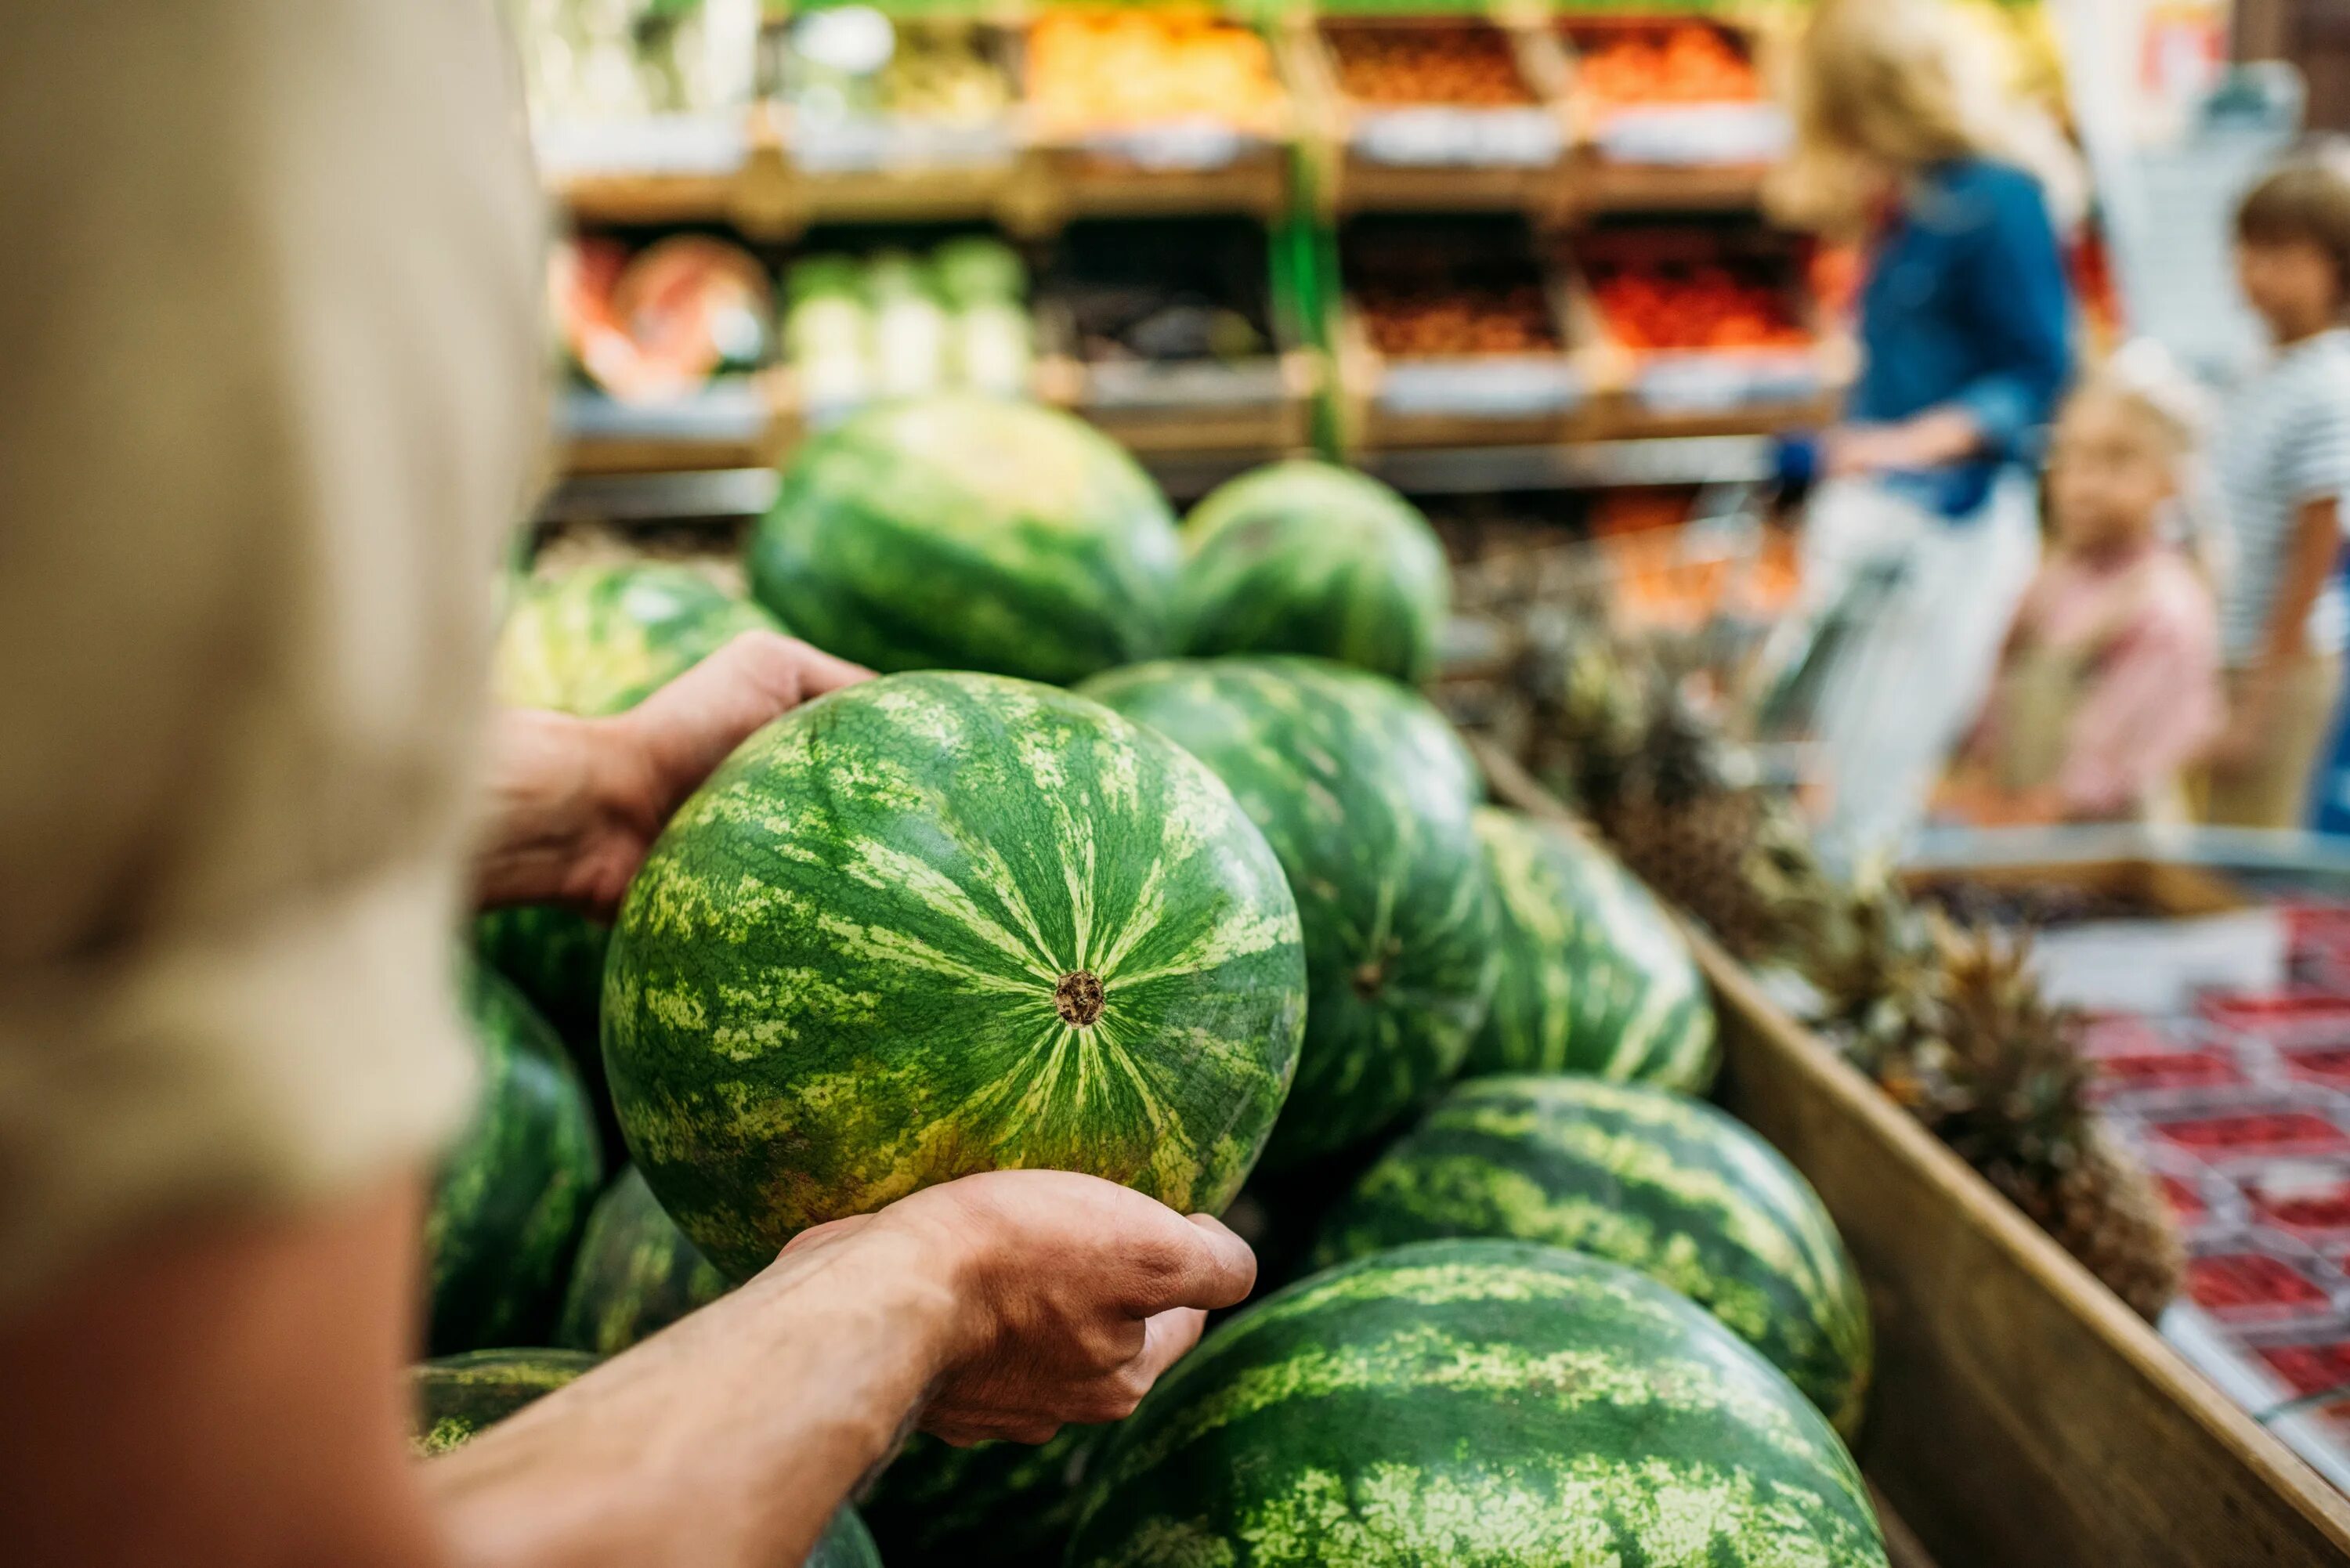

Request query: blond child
[{"left": 1958, "top": 360, "right": 2222, "bottom": 823}]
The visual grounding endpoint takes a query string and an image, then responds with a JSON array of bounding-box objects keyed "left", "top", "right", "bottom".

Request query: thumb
[{"left": 627, "top": 632, "right": 870, "bottom": 815}]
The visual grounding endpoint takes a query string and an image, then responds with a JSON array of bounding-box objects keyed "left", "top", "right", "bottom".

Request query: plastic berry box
[
  {"left": 2182, "top": 1236, "right": 2345, "bottom": 1328},
  {"left": 2138, "top": 1089, "right": 2350, "bottom": 1165},
  {"left": 2142, "top": 1147, "right": 2243, "bottom": 1241},
  {"left": 2199, "top": 989, "right": 2350, "bottom": 1047},
  {"left": 2240, "top": 1322, "right": 2350, "bottom": 1436},
  {"left": 2276, "top": 1042, "right": 2350, "bottom": 1093},
  {"left": 2236, "top": 1158, "right": 2350, "bottom": 1245}
]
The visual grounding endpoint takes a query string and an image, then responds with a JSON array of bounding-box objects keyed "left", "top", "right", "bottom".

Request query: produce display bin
[
  {"left": 1287, "top": 13, "right": 1574, "bottom": 216},
  {"left": 1335, "top": 214, "right": 1589, "bottom": 451},
  {"left": 1564, "top": 220, "right": 1849, "bottom": 437},
  {"left": 1033, "top": 218, "right": 1322, "bottom": 457},
  {"left": 1479, "top": 748, "right": 2350, "bottom": 1568}
]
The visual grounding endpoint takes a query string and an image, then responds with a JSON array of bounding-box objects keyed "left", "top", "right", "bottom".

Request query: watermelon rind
[
  {"left": 410, "top": 1347, "right": 598, "bottom": 1457},
  {"left": 427, "top": 966, "right": 606, "bottom": 1355},
  {"left": 603, "top": 670, "right": 1306, "bottom": 1278},
  {"left": 1080, "top": 656, "right": 1496, "bottom": 1171},
  {"left": 1067, "top": 1237, "right": 1887, "bottom": 1568},
  {"left": 1466, "top": 805, "right": 1718, "bottom": 1093},
  {"left": 1314, "top": 1074, "right": 1874, "bottom": 1436},
  {"left": 1175, "top": 460, "right": 1452, "bottom": 684},
  {"left": 747, "top": 395, "right": 1180, "bottom": 684},
  {"left": 556, "top": 1165, "right": 733, "bottom": 1356}
]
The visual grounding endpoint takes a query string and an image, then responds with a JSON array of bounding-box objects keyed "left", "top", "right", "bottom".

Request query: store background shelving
[{"left": 535, "top": 0, "right": 1836, "bottom": 494}]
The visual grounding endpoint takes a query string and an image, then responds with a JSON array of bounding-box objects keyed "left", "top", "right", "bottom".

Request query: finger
[
  {"left": 784, "top": 638, "right": 874, "bottom": 699},
  {"left": 1130, "top": 1306, "right": 1207, "bottom": 1382},
  {"left": 777, "top": 1212, "right": 870, "bottom": 1259},
  {"left": 1164, "top": 1215, "right": 1257, "bottom": 1310}
]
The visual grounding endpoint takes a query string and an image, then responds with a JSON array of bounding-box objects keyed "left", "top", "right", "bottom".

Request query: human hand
[
  {"left": 1821, "top": 408, "right": 1983, "bottom": 479},
  {"left": 2207, "top": 673, "right": 2275, "bottom": 777},
  {"left": 779, "top": 1171, "right": 1256, "bottom": 1446},
  {"left": 473, "top": 630, "right": 870, "bottom": 916}
]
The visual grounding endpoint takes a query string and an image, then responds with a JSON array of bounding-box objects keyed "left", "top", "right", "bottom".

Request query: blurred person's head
[
  {"left": 2045, "top": 346, "right": 2205, "bottom": 560},
  {"left": 2236, "top": 156, "right": 2350, "bottom": 343},
  {"left": 1766, "top": 0, "right": 2080, "bottom": 233}
]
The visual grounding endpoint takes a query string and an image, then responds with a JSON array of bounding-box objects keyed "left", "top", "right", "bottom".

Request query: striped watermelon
[
  {"left": 1314, "top": 1075, "right": 1873, "bottom": 1436},
  {"left": 1176, "top": 461, "right": 1452, "bottom": 683},
  {"left": 1079, "top": 657, "right": 1495, "bottom": 1170},
  {"left": 410, "top": 1348, "right": 598, "bottom": 1457},
  {"left": 1067, "top": 1239, "right": 1886, "bottom": 1568},
  {"left": 556, "top": 1165, "right": 732, "bottom": 1355},
  {"left": 864, "top": 1427, "right": 1102, "bottom": 1567},
  {"left": 748, "top": 396, "right": 1180, "bottom": 684},
  {"left": 603, "top": 670, "right": 1305, "bottom": 1278},
  {"left": 428, "top": 966, "right": 606, "bottom": 1354},
  {"left": 1467, "top": 806, "right": 1717, "bottom": 1093},
  {"left": 411, "top": 1348, "right": 882, "bottom": 1567},
  {"left": 476, "top": 562, "right": 784, "bottom": 1044}
]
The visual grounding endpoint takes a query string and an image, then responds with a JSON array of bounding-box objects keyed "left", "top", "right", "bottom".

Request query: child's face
[
  {"left": 2236, "top": 237, "right": 2342, "bottom": 339},
  {"left": 2047, "top": 394, "right": 2174, "bottom": 555}
]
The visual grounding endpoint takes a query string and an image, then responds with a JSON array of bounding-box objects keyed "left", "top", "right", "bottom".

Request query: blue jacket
[{"left": 1832, "top": 158, "right": 2074, "bottom": 518}]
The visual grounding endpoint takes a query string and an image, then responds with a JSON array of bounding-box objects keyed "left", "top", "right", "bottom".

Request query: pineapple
[{"left": 1797, "top": 885, "right": 2183, "bottom": 1320}]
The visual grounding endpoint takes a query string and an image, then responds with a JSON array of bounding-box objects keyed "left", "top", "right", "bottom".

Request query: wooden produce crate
[
  {"left": 1032, "top": 216, "right": 1320, "bottom": 459},
  {"left": 1477, "top": 744, "right": 2350, "bottom": 1568},
  {"left": 1335, "top": 215, "right": 1591, "bottom": 452},
  {"left": 1286, "top": 12, "right": 1574, "bottom": 217},
  {"left": 1014, "top": 7, "right": 1296, "bottom": 231},
  {"left": 1555, "top": 15, "right": 1784, "bottom": 219},
  {"left": 1563, "top": 222, "right": 1850, "bottom": 439},
  {"left": 559, "top": 369, "right": 795, "bottom": 475}
]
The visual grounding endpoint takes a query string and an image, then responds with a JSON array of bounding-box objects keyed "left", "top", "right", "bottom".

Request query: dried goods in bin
[
  {"left": 1345, "top": 218, "right": 1562, "bottom": 358},
  {"left": 1026, "top": 9, "right": 1284, "bottom": 139},
  {"left": 1568, "top": 20, "right": 1761, "bottom": 115}
]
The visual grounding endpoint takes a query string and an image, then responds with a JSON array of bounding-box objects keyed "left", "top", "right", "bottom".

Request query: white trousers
[{"left": 1799, "top": 471, "right": 2041, "bottom": 866}]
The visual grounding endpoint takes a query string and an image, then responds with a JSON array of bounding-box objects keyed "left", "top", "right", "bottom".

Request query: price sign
[
  {"left": 793, "top": 116, "right": 1016, "bottom": 175},
  {"left": 1595, "top": 103, "right": 1790, "bottom": 168},
  {"left": 1087, "top": 359, "right": 1288, "bottom": 410},
  {"left": 534, "top": 113, "right": 750, "bottom": 179},
  {"left": 1353, "top": 107, "right": 1561, "bottom": 168},
  {"left": 1634, "top": 349, "right": 1819, "bottom": 413},
  {"left": 1379, "top": 356, "right": 1581, "bottom": 417},
  {"left": 1080, "top": 119, "right": 1253, "bottom": 172}
]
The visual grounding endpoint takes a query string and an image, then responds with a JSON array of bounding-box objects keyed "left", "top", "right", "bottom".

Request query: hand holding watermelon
[
  {"left": 473, "top": 630, "right": 871, "bottom": 916},
  {"left": 780, "top": 1169, "right": 1256, "bottom": 1447}
]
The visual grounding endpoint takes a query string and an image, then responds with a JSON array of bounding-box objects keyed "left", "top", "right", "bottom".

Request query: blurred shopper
[
  {"left": 1948, "top": 353, "right": 2222, "bottom": 826},
  {"left": 2202, "top": 157, "right": 2350, "bottom": 827},
  {"left": 2, "top": 9, "right": 1247, "bottom": 1568},
  {"left": 1766, "top": 0, "right": 2076, "bottom": 864}
]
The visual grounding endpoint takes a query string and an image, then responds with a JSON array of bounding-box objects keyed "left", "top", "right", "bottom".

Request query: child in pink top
[{"left": 1954, "top": 361, "right": 2224, "bottom": 823}]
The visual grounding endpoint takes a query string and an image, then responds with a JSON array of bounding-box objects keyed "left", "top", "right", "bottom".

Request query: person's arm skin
[
  {"left": 2214, "top": 495, "right": 2341, "bottom": 769},
  {"left": 472, "top": 631, "right": 869, "bottom": 915},
  {"left": 9, "top": 1169, "right": 1253, "bottom": 1568}
]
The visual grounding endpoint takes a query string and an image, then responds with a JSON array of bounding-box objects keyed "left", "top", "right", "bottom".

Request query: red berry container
[
  {"left": 2199, "top": 989, "right": 2350, "bottom": 1046},
  {"left": 2237, "top": 1158, "right": 2350, "bottom": 1245},
  {"left": 2242, "top": 1321, "right": 2350, "bottom": 1438},
  {"left": 2182, "top": 1237, "right": 2344, "bottom": 1328},
  {"left": 2145, "top": 1147, "right": 2242, "bottom": 1241},
  {"left": 2278, "top": 1043, "right": 2350, "bottom": 1093},
  {"left": 2138, "top": 1090, "right": 2350, "bottom": 1165}
]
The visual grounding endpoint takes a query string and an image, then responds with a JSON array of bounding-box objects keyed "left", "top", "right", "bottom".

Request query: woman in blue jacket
[{"left": 1768, "top": 0, "right": 2077, "bottom": 862}]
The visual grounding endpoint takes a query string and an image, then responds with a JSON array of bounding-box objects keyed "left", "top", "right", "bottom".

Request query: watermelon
[
  {"left": 556, "top": 1165, "right": 733, "bottom": 1355},
  {"left": 1175, "top": 461, "right": 1451, "bottom": 683},
  {"left": 428, "top": 966, "right": 606, "bottom": 1354},
  {"left": 747, "top": 396, "right": 1180, "bottom": 684},
  {"left": 1466, "top": 806, "right": 1717, "bottom": 1093},
  {"left": 1067, "top": 1239, "right": 1887, "bottom": 1568},
  {"left": 1079, "top": 656, "right": 1495, "bottom": 1171},
  {"left": 603, "top": 670, "right": 1306, "bottom": 1278},
  {"left": 476, "top": 562, "right": 785, "bottom": 1045},
  {"left": 410, "top": 1348, "right": 598, "bottom": 1457},
  {"left": 806, "top": 1510, "right": 884, "bottom": 1568},
  {"left": 864, "top": 1427, "right": 1101, "bottom": 1568},
  {"left": 1314, "top": 1075, "right": 1873, "bottom": 1436}
]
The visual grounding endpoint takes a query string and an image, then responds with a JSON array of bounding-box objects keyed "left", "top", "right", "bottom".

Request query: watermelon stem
[{"left": 1054, "top": 970, "right": 1106, "bottom": 1027}]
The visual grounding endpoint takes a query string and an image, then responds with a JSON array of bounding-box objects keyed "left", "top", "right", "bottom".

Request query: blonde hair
[
  {"left": 2063, "top": 340, "right": 2230, "bottom": 580},
  {"left": 1766, "top": 0, "right": 2082, "bottom": 233}
]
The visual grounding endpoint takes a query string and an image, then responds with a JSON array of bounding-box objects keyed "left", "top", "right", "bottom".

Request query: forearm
[{"left": 427, "top": 1231, "right": 963, "bottom": 1568}]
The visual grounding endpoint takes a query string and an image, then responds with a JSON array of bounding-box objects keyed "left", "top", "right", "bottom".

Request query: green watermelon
[
  {"left": 428, "top": 966, "right": 606, "bottom": 1354},
  {"left": 1466, "top": 806, "right": 1718, "bottom": 1093},
  {"left": 477, "top": 562, "right": 786, "bottom": 1043},
  {"left": 1067, "top": 1239, "right": 1887, "bottom": 1568},
  {"left": 603, "top": 670, "right": 1305, "bottom": 1279},
  {"left": 864, "top": 1427, "right": 1101, "bottom": 1567},
  {"left": 747, "top": 396, "right": 1180, "bottom": 684},
  {"left": 410, "top": 1348, "right": 598, "bottom": 1457},
  {"left": 556, "top": 1165, "right": 732, "bottom": 1355},
  {"left": 1314, "top": 1075, "right": 1873, "bottom": 1436},
  {"left": 1079, "top": 656, "right": 1495, "bottom": 1171},
  {"left": 1175, "top": 461, "right": 1451, "bottom": 683},
  {"left": 806, "top": 1510, "right": 884, "bottom": 1568}
]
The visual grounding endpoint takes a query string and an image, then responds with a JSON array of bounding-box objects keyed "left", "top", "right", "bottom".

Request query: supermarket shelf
[
  {"left": 534, "top": 432, "right": 1780, "bottom": 526},
  {"left": 1366, "top": 433, "right": 1773, "bottom": 493}
]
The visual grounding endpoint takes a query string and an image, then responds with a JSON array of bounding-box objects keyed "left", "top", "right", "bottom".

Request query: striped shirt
[{"left": 2218, "top": 328, "right": 2350, "bottom": 660}]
